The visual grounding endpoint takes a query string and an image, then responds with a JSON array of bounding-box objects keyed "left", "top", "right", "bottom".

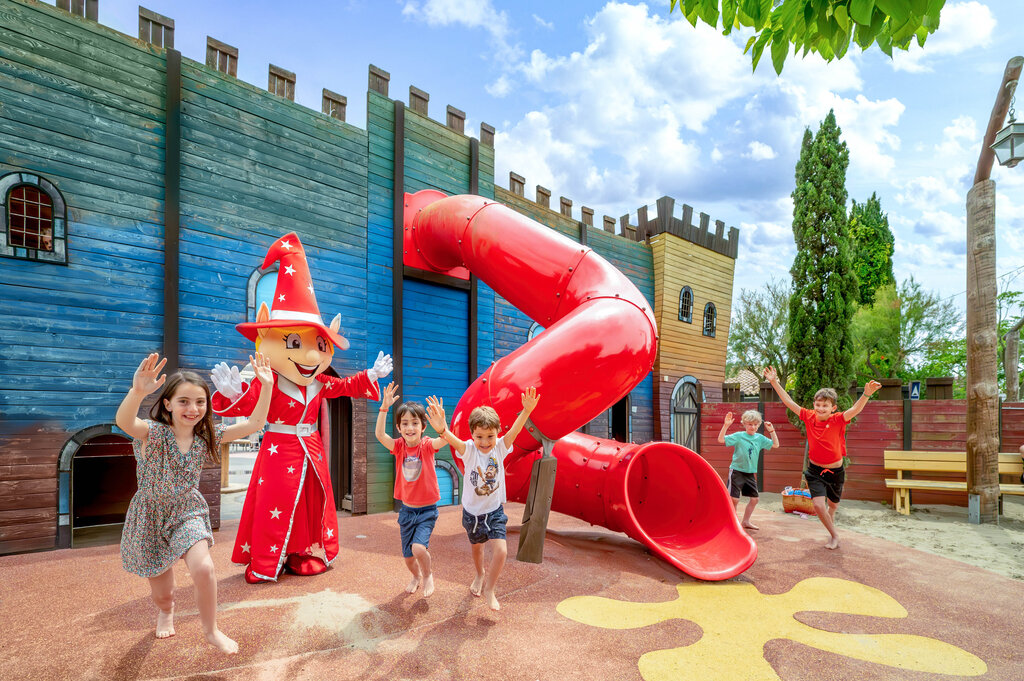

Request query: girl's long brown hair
[{"left": 149, "top": 371, "right": 220, "bottom": 464}]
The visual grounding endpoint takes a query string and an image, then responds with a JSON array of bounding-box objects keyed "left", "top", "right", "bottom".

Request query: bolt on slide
[{"left": 404, "top": 190, "right": 756, "bottom": 580}]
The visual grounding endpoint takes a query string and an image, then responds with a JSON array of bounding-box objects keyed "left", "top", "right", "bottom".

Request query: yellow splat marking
[{"left": 557, "top": 577, "right": 986, "bottom": 681}]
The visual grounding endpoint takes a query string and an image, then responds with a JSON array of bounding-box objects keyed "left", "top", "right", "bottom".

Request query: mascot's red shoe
[
  {"left": 284, "top": 554, "right": 328, "bottom": 576},
  {"left": 244, "top": 564, "right": 275, "bottom": 584}
]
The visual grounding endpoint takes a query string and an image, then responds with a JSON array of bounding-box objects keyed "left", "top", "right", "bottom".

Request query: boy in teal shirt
[{"left": 717, "top": 410, "right": 779, "bottom": 530}]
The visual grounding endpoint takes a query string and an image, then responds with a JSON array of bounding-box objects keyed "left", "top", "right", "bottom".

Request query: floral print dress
[{"left": 120, "top": 420, "right": 224, "bottom": 578}]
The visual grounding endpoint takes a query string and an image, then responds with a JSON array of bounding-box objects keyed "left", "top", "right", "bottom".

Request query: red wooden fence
[{"left": 700, "top": 400, "right": 1024, "bottom": 506}]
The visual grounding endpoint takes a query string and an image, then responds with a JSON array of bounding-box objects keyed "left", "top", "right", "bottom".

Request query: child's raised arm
[
  {"left": 222, "top": 353, "right": 274, "bottom": 443},
  {"left": 374, "top": 382, "right": 400, "bottom": 451},
  {"left": 115, "top": 353, "right": 167, "bottom": 441},
  {"left": 763, "top": 366, "right": 802, "bottom": 415},
  {"left": 844, "top": 379, "right": 882, "bottom": 422},
  {"left": 426, "top": 395, "right": 465, "bottom": 455},
  {"left": 717, "top": 411, "right": 734, "bottom": 444},
  {"left": 503, "top": 387, "right": 540, "bottom": 448},
  {"left": 764, "top": 420, "right": 780, "bottom": 449}
]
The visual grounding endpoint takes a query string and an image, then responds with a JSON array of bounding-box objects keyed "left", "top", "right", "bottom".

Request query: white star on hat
[
  {"left": 278, "top": 294, "right": 286, "bottom": 302},
  {"left": 284, "top": 264, "right": 295, "bottom": 275},
  {"left": 281, "top": 240, "right": 292, "bottom": 249}
]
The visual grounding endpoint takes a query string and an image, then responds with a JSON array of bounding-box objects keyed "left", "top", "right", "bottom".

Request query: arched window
[
  {"left": 247, "top": 263, "right": 279, "bottom": 321},
  {"left": 0, "top": 172, "right": 68, "bottom": 264},
  {"left": 678, "top": 286, "right": 693, "bottom": 323},
  {"left": 670, "top": 376, "right": 702, "bottom": 451},
  {"left": 703, "top": 302, "right": 716, "bottom": 337},
  {"left": 527, "top": 321, "right": 545, "bottom": 341}
]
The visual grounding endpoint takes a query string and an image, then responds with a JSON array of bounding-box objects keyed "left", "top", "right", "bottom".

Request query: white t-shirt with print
[{"left": 458, "top": 438, "right": 509, "bottom": 516}]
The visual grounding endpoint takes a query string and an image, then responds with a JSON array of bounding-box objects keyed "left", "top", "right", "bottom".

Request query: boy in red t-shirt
[
  {"left": 764, "top": 366, "right": 881, "bottom": 549},
  {"left": 375, "top": 382, "right": 445, "bottom": 597}
]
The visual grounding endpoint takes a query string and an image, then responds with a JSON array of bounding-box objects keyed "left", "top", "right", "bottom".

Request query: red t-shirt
[
  {"left": 799, "top": 408, "right": 848, "bottom": 466},
  {"left": 391, "top": 437, "right": 440, "bottom": 507}
]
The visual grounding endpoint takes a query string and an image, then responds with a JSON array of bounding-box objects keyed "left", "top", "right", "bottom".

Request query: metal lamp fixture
[{"left": 990, "top": 79, "right": 1023, "bottom": 168}]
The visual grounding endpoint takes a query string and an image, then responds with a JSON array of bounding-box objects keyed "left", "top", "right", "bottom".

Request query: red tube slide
[{"left": 404, "top": 190, "right": 756, "bottom": 580}]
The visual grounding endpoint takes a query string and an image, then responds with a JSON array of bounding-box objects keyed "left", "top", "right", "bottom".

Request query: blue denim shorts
[
  {"left": 462, "top": 505, "right": 507, "bottom": 544},
  {"left": 398, "top": 503, "right": 438, "bottom": 558}
]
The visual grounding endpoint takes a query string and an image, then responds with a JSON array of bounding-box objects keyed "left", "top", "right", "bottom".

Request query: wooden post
[
  {"left": 966, "top": 56, "right": 1022, "bottom": 524},
  {"left": 516, "top": 432, "right": 557, "bottom": 564},
  {"left": 966, "top": 179, "right": 1000, "bottom": 523},
  {"left": 1004, "top": 318, "right": 1024, "bottom": 400}
]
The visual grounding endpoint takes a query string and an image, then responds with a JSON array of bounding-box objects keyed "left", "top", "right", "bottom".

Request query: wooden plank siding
[
  {"left": 0, "top": 0, "right": 169, "bottom": 552},
  {"left": 650, "top": 232, "right": 735, "bottom": 441}
]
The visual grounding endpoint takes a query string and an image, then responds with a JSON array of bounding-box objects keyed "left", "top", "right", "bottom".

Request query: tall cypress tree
[
  {"left": 788, "top": 110, "right": 858, "bottom": 412},
  {"left": 849, "top": 192, "right": 895, "bottom": 306}
]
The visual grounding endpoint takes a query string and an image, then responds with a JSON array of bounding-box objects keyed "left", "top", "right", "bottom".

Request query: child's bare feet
[
  {"left": 825, "top": 536, "right": 840, "bottom": 550},
  {"left": 470, "top": 574, "right": 484, "bottom": 597},
  {"left": 422, "top": 573, "right": 435, "bottom": 598},
  {"left": 742, "top": 521, "right": 759, "bottom": 530},
  {"left": 483, "top": 588, "right": 500, "bottom": 611},
  {"left": 155, "top": 606, "right": 175, "bottom": 638},
  {"left": 205, "top": 629, "right": 239, "bottom": 654},
  {"left": 405, "top": 574, "right": 421, "bottom": 594}
]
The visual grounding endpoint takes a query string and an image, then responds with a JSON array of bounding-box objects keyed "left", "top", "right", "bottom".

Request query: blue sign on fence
[{"left": 910, "top": 380, "right": 922, "bottom": 400}]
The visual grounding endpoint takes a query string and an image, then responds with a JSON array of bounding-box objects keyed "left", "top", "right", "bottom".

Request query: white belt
[{"left": 267, "top": 422, "right": 318, "bottom": 437}]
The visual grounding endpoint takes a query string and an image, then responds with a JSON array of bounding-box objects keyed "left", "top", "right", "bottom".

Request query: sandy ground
[{"left": 753, "top": 492, "right": 1024, "bottom": 580}]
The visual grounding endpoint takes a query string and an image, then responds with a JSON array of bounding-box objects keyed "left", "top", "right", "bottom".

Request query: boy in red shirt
[
  {"left": 376, "top": 382, "right": 445, "bottom": 597},
  {"left": 764, "top": 366, "right": 881, "bottom": 549}
]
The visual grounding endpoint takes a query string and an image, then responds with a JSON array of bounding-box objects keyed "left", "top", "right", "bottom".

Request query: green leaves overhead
[{"left": 669, "top": 0, "right": 947, "bottom": 74}]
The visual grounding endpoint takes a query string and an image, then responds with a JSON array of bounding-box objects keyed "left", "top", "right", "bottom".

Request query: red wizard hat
[{"left": 236, "top": 232, "right": 349, "bottom": 350}]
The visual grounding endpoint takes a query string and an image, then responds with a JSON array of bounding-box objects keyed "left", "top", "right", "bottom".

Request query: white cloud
[
  {"left": 745, "top": 141, "right": 776, "bottom": 160},
  {"left": 486, "top": 75, "right": 512, "bottom": 97},
  {"left": 533, "top": 14, "right": 554, "bottom": 30},
  {"left": 710, "top": 146, "right": 723, "bottom": 163},
  {"left": 402, "top": 0, "right": 520, "bottom": 63},
  {"left": 896, "top": 175, "right": 961, "bottom": 210},
  {"left": 890, "top": 1, "right": 996, "bottom": 73}
]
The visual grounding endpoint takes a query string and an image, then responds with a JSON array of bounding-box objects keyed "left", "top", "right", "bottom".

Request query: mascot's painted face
[{"left": 258, "top": 326, "right": 334, "bottom": 386}]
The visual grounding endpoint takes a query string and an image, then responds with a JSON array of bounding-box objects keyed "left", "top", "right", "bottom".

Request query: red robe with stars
[{"left": 213, "top": 370, "right": 379, "bottom": 581}]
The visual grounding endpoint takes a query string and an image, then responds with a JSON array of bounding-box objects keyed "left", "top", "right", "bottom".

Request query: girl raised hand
[{"left": 133, "top": 352, "right": 168, "bottom": 396}]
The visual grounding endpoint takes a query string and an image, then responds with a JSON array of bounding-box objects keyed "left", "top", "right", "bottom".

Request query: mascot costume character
[{"left": 211, "top": 232, "right": 392, "bottom": 583}]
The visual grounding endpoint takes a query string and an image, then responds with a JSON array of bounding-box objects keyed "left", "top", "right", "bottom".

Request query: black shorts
[
  {"left": 727, "top": 469, "right": 758, "bottom": 499},
  {"left": 804, "top": 462, "right": 845, "bottom": 503}
]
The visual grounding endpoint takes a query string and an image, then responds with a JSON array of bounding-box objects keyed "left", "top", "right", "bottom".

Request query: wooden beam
[
  {"left": 974, "top": 57, "right": 1023, "bottom": 185},
  {"left": 392, "top": 101, "right": 405, "bottom": 396},
  {"left": 163, "top": 48, "right": 181, "bottom": 374}
]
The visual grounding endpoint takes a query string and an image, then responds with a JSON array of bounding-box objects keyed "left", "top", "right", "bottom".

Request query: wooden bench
[{"left": 884, "top": 451, "right": 1024, "bottom": 515}]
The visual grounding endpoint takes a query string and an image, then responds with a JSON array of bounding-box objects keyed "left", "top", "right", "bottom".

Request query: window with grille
[
  {"left": 206, "top": 37, "right": 238, "bottom": 77},
  {"left": 322, "top": 89, "right": 346, "bottom": 121},
  {"left": 703, "top": 302, "right": 717, "bottom": 337},
  {"left": 1, "top": 173, "right": 68, "bottom": 264},
  {"left": 678, "top": 286, "right": 693, "bottom": 323}
]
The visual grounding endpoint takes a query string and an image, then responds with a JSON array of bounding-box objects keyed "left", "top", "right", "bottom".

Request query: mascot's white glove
[
  {"left": 211, "top": 362, "right": 244, "bottom": 400},
  {"left": 366, "top": 351, "right": 393, "bottom": 383}
]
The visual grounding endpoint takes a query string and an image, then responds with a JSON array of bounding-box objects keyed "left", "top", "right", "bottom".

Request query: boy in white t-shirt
[{"left": 426, "top": 387, "right": 540, "bottom": 612}]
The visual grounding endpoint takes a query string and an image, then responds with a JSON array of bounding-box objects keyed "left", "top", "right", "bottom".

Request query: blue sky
[{"left": 89, "top": 1, "right": 1023, "bottom": 311}]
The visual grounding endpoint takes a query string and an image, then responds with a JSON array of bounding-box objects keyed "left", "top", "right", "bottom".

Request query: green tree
[
  {"left": 849, "top": 193, "right": 895, "bottom": 306},
  {"left": 851, "top": 278, "right": 961, "bottom": 382},
  {"left": 788, "top": 111, "right": 858, "bottom": 413},
  {"left": 727, "top": 277, "right": 794, "bottom": 386},
  {"left": 669, "top": 0, "right": 947, "bottom": 74}
]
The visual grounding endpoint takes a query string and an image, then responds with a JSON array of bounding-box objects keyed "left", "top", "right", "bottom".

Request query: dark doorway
[
  {"left": 611, "top": 395, "right": 631, "bottom": 442},
  {"left": 72, "top": 432, "right": 135, "bottom": 546},
  {"left": 672, "top": 380, "right": 702, "bottom": 453},
  {"left": 328, "top": 395, "right": 353, "bottom": 511}
]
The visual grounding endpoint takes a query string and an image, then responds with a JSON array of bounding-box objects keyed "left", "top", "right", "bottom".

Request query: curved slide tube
[{"left": 405, "top": 190, "right": 756, "bottom": 580}]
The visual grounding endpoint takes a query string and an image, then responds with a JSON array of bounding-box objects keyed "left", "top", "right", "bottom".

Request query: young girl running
[{"left": 115, "top": 352, "right": 274, "bottom": 654}]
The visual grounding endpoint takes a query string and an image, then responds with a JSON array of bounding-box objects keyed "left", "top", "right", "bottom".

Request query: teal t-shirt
[{"left": 724, "top": 431, "right": 773, "bottom": 473}]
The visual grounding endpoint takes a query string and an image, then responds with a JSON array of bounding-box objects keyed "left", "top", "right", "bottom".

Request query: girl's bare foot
[
  {"left": 405, "top": 574, "right": 421, "bottom": 594},
  {"left": 470, "top": 574, "right": 484, "bottom": 597},
  {"left": 742, "top": 522, "right": 759, "bottom": 530},
  {"left": 825, "top": 536, "right": 840, "bottom": 550},
  {"left": 205, "top": 629, "right": 239, "bottom": 654},
  {"left": 155, "top": 606, "right": 175, "bottom": 639},
  {"left": 422, "top": 574, "right": 435, "bottom": 598},
  {"left": 483, "top": 588, "right": 500, "bottom": 611}
]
